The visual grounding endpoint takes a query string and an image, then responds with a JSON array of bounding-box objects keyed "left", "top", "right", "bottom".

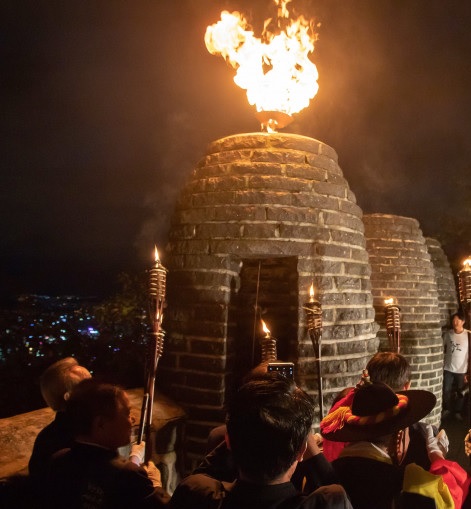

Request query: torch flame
[
  {"left": 384, "top": 297, "right": 394, "bottom": 306},
  {"left": 309, "top": 283, "right": 315, "bottom": 301},
  {"left": 261, "top": 320, "right": 271, "bottom": 336},
  {"left": 205, "top": 0, "right": 319, "bottom": 128},
  {"left": 463, "top": 258, "right": 471, "bottom": 269},
  {"left": 154, "top": 245, "right": 160, "bottom": 263}
]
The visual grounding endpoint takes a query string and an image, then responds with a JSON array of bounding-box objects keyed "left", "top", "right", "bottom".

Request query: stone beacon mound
[
  {"left": 363, "top": 214, "right": 444, "bottom": 425},
  {"left": 161, "top": 132, "right": 378, "bottom": 469}
]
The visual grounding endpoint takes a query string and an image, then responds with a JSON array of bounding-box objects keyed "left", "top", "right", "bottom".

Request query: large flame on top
[{"left": 205, "top": 0, "right": 319, "bottom": 131}]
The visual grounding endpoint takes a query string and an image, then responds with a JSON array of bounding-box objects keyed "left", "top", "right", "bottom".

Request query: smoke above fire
[{"left": 204, "top": 0, "right": 319, "bottom": 122}]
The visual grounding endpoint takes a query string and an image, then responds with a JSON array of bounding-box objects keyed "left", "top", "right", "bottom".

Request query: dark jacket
[
  {"left": 170, "top": 475, "right": 352, "bottom": 509},
  {"left": 43, "top": 442, "right": 169, "bottom": 509},
  {"left": 332, "top": 455, "right": 402, "bottom": 509},
  {"left": 28, "top": 412, "right": 73, "bottom": 476}
]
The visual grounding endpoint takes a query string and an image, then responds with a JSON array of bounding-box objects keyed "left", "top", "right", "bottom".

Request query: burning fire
[
  {"left": 309, "top": 283, "right": 315, "bottom": 302},
  {"left": 205, "top": 0, "right": 319, "bottom": 132},
  {"left": 261, "top": 320, "right": 271, "bottom": 337}
]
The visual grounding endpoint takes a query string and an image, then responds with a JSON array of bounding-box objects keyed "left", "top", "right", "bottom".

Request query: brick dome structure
[
  {"left": 363, "top": 214, "right": 443, "bottom": 425},
  {"left": 162, "top": 133, "right": 378, "bottom": 467}
]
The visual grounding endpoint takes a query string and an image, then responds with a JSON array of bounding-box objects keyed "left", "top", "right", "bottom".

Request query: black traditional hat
[{"left": 320, "top": 376, "right": 436, "bottom": 442}]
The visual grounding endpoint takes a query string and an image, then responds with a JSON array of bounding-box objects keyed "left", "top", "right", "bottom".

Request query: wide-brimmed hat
[{"left": 320, "top": 379, "right": 436, "bottom": 442}]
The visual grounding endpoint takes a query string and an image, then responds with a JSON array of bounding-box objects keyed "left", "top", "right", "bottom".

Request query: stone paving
[{"left": 440, "top": 412, "right": 470, "bottom": 472}]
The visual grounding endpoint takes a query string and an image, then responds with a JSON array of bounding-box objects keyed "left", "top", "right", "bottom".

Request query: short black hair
[
  {"left": 451, "top": 311, "right": 465, "bottom": 321},
  {"left": 226, "top": 372, "right": 314, "bottom": 482},
  {"left": 65, "top": 379, "right": 124, "bottom": 436},
  {"left": 366, "top": 352, "right": 411, "bottom": 391}
]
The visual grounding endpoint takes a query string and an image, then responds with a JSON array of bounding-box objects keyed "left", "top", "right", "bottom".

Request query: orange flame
[
  {"left": 309, "top": 283, "right": 315, "bottom": 301},
  {"left": 154, "top": 245, "right": 160, "bottom": 263},
  {"left": 205, "top": 0, "right": 319, "bottom": 123},
  {"left": 463, "top": 258, "right": 471, "bottom": 269},
  {"left": 261, "top": 319, "right": 271, "bottom": 336}
]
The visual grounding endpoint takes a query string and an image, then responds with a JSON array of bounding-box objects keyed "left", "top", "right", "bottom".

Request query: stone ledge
[{"left": 0, "top": 388, "right": 186, "bottom": 480}]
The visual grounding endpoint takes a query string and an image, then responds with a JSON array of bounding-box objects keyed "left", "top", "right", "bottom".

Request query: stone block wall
[
  {"left": 363, "top": 214, "right": 443, "bottom": 425},
  {"left": 162, "top": 133, "right": 378, "bottom": 470},
  {"left": 426, "top": 237, "right": 459, "bottom": 330}
]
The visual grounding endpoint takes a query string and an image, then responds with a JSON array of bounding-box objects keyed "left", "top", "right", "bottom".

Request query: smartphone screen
[{"left": 267, "top": 362, "right": 294, "bottom": 380}]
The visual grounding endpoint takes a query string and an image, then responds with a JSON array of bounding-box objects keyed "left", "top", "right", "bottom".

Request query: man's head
[
  {"left": 366, "top": 352, "right": 411, "bottom": 391},
  {"left": 226, "top": 371, "right": 314, "bottom": 483},
  {"left": 66, "top": 379, "right": 133, "bottom": 450},
  {"left": 40, "top": 357, "right": 91, "bottom": 411},
  {"left": 451, "top": 312, "right": 465, "bottom": 333}
]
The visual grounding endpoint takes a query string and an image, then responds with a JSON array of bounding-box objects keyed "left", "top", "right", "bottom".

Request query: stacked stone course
[{"left": 426, "top": 237, "right": 459, "bottom": 329}]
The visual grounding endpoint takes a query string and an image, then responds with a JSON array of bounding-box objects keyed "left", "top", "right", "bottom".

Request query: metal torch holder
[
  {"left": 385, "top": 304, "right": 401, "bottom": 353},
  {"left": 261, "top": 334, "right": 278, "bottom": 362},
  {"left": 138, "top": 329, "right": 165, "bottom": 461},
  {"left": 304, "top": 299, "right": 324, "bottom": 419},
  {"left": 138, "top": 254, "right": 167, "bottom": 462}
]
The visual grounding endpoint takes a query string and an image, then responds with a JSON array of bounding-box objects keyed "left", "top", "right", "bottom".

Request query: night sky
[{"left": 2, "top": 0, "right": 471, "bottom": 299}]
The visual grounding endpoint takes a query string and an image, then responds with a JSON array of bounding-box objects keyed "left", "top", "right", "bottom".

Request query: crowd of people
[{"left": 1, "top": 312, "right": 471, "bottom": 508}]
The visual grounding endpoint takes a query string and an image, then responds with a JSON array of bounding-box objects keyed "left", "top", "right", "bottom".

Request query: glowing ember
[
  {"left": 205, "top": 0, "right": 319, "bottom": 132},
  {"left": 384, "top": 297, "right": 394, "bottom": 306}
]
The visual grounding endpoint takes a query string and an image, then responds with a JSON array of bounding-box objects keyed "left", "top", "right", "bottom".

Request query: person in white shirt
[{"left": 442, "top": 312, "right": 469, "bottom": 421}]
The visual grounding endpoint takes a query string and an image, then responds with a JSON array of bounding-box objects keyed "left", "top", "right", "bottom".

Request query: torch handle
[
  {"left": 316, "top": 341, "right": 324, "bottom": 419},
  {"left": 304, "top": 300, "right": 324, "bottom": 421},
  {"left": 137, "top": 393, "right": 149, "bottom": 445},
  {"left": 139, "top": 329, "right": 164, "bottom": 463},
  {"left": 309, "top": 328, "right": 324, "bottom": 419}
]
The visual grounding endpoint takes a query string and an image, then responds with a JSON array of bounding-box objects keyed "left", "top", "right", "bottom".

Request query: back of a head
[
  {"left": 366, "top": 352, "right": 411, "bottom": 391},
  {"left": 226, "top": 371, "right": 314, "bottom": 483},
  {"left": 321, "top": 380, "right": 436, "bottom": 443},
  {"left": 40, "top": 357, "right": 91, "bottom": 411},
  {"left": 65, "top": 378, "right": 124, "bottom": 438}
]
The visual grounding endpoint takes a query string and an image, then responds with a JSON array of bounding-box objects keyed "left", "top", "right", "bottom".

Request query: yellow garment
[
  {"left": 403, "top": 463, "right": 454, "bottom": 509},
  {"left": 339, "top": 441, "right": 393, "bottom": 464}
]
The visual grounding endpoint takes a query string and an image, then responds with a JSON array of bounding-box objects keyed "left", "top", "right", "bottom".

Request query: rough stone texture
[
  {"left": 363, "top": 214, "right": 443, "bottom": 426},
  {"left": 163, "top": 132, "right": 378, "bottom": 470},
  {"left": 426, "top": 237, "right": 459, "bottom": 329},
  {"left": 0, "top": 389, "right": 185, "bottom": 491}
]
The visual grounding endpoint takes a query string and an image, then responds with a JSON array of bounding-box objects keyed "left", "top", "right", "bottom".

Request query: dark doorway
[{"left": 228, "top": 256, "right": 299, "bottom": 390}]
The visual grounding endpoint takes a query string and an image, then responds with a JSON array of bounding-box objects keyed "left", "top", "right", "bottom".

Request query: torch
[
  {"left": 384, "top": 297, "right": 401, "bottom": 353},
  {"left": 137, "top": 246, "right": 167, "bottom": 462},
  {"left": 261, "top": 320, "right": 277, "bottom": 362},
  {"left": 303, "top": 283, "right": 324, "bottom": 419},
  {"left": 458, "top": 257, "right": 471, "bottom": 426}
]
